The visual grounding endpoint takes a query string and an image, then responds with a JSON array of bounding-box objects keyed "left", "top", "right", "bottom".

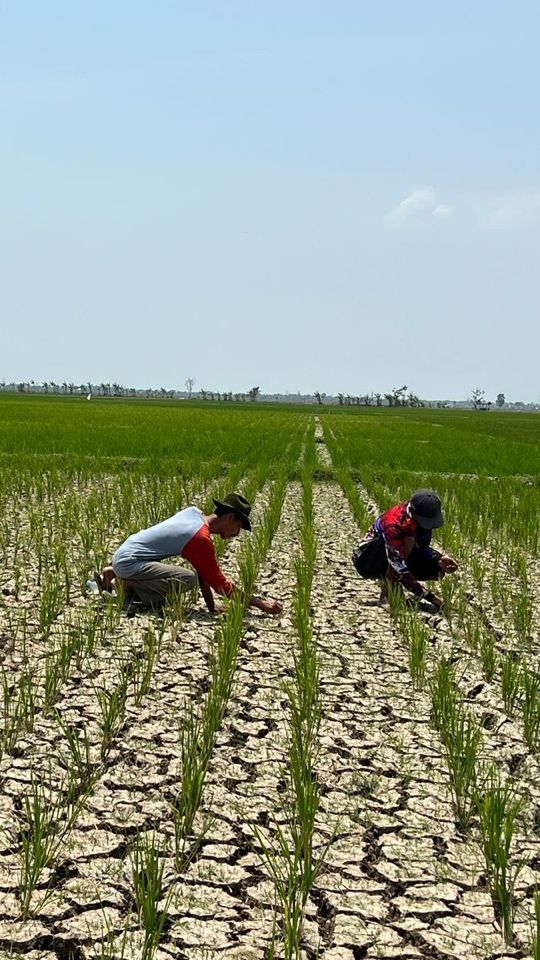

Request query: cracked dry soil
[{"left": 0, "top": 478, "right": 524, "bottom": 960}]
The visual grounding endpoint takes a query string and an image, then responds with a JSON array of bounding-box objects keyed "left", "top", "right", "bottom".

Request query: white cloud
[
  {"left": 385, "top": 187, "right": 453, "bottom": 225},
  {"left": 481, "top": 190, "right": 540, "bottom": 228},
  {"left": 433, "top": 203, "right": 452, "bottom": 219}
]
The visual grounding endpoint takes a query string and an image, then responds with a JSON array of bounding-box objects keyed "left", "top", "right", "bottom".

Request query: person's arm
[
  {"left": 198, "top": 574, "right": 220, "bottom": 613},
  {"left": 183, "top": 529, "right": 234, "bottom": 599},
  {"left": 383, "top": 525, "right": 425, "bottom": 597},
  {"left": 184, "top": 529, "right": 282, "bottom": 615}
]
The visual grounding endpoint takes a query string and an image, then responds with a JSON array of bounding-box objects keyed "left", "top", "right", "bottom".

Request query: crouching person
[
  {"left": 97, "top": 492, "right": 282, "bottom": 615},
  {"left": 352, "top": 489, "right": 458, "bottom": 610}
]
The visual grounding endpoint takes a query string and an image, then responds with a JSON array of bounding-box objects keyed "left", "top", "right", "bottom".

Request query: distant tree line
[
  {"left": 325, "top": 385, "right": 424, "bottom": 407},
  {"left": 0, "top": 380, "right": 521, "bottom": 410}
]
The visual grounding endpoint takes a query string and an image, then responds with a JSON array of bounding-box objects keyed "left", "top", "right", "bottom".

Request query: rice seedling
[
  {"left": 131, "top": 831, "right": 174, "bottom": 960},
  {"left": 431, "top": 657, "right": 459, "bottom": 735},
  {"left": 38, "top": 574, "right": 64, "bottom": 638},
  {"left": 396, "top": 604, "right": 429, "bottom": 689},
  {"left": 521, "top": 667, "right": 540, "bottom": 752},
  {"left": 512, "top": 591, "right": 533, "bottom": 645},
  {"left": 475, "top": 768, "right": 523, "bottom": 944},
  {"left": 172, "top": 701, "right": 208, "bottom": 864},
  {"left": 532, "top": 887, "right": 540, "bottom": 960},
  {"left": 55, "top": 713, "right": 97, "bottom": 797},
  {"left": 130, "top": 626, "right": 161, "bottom": 706},
  {"left": 444, "top": 707, "right": 483, "bottom": 831},
  {"left": 501, "top": 653, "right": 523, "bottom": 718},
  {"left": 95, "top": 667, "right": 130, "bottom": 760},
  {"left": 479, "top": 626, "right": 498, "bottom": 683},
  {"left": 17, "top": 769, "right": 87, "bottom": 918}
]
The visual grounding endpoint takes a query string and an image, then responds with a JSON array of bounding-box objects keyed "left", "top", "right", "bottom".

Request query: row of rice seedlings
[
  {"left": 390, "top": 575, "right": 528, "bottom": 947},
  {"left": 12, "top": 605, "right": 177, "bottom": 917},
  {"left": 172, "top": 473, "right": 288, "bottom": 869},
  {"left": 430, "top": 657, "right": 482, "bottom": 832},
  {"left": 430, "top": 655, "right": 524, "bottom": 944},
  {"left": 388, "top": 579, "right": 526, "bottom": 948},
  {"left": 130, "top": 830, "right": 175, "bottom": 960},
  {"left": 0, "top": 458, "right": 258, "bottom": 757},
  {"left": 257, "top": 460, "right": 329, "bottom": 959},
  {"left": 392, "top": 595, "right": 431, "bottom": 689},
  {"left": 8, "top": 469, "right": 276, "bottom": 923},
  {"left": 16, "top": 755, "right": 101, "bottom": 919},
  {"left": 401, "top": 591, "right": 537, "bottom": 948},
  {"left": 0, "top": 604, "right": 118, "bottom": 759},
  {"left": 0, "top": 668, "right": 38, "bottom": 759}
]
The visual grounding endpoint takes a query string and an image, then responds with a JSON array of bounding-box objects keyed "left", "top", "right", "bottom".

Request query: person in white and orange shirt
[{"left": 96, "top": 492, "right": 281, "bottom": 614}]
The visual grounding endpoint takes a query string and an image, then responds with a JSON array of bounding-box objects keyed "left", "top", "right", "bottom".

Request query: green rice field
[{"left": 0, "top": 394, "right": 539, "bottom": 960}]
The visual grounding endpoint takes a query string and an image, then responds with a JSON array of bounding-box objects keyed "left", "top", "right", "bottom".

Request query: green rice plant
[
  {"left": 470, "top": 555, "right": 487, "bottom": 591},
  {"left": 131, "top": 626, "right": 161, "bottom": 706},
  {"left": 512, "top": 591, "right": 533, "bottom": 645},
  {"left": 430, "top": 657, "right": 483, "bottom": 829},
  {"left": 95, "top": 668, "right": 129, "bottom": 760},
  {"left": 0, "top": 669, "right": 33, "bottom": 758},
  {"left": 18, "top": 770, "right": 86, "bottom": 918},
  {"left": 131, "top": 831, "right": 173, "bottom": 960},
  {"left": 479, "top": 626, "right": 498, "bottom": 683},
  {"left": 162, "top": 590, "right": 190, "bottom": 644},
  {"left": 521, "top": 667, "right": 540, "bottom": 752},
  {"left": 39, "top": 573, "right": 64, "bottom": 638},
  {"left": 431, "top": 657, "right": 459, "bottom": 735},
  {"left": 444, "top": 707, "right": 483, "bottom": 831},
  {"left": 475, "top": 768, "right": 523, "bottom": 944},
  {"left": 55, "top": 713, "right": 97, "bottom": 800},
  {"left": 42, "top": 652, "right": 63, "bottom": 713},
  {"left": 80, "top": 609, "right": 104, "bottom": 666},
  {"left": 238, "top": 540, "right": 258, "bottom": 598},
  {"left": 532, "top": 887, "right": 540, "bottom": 960},
  {"left": 396, "top": 604, "right": 429, "bottom": 689},
  {"left": 490, "top": 569, "right": 510, "bottom": 616},
  {"left": 439, "top": 573, "right": 460, "bottom": 616},
  {"left": 171, "top": 702, "right": 209, "bottom": 864},
  {"left": 462, "top": 608, "right": 482, "bottom": 653},
  {"left": 501, "top": 653, "right": 523, "bottom": 718},
  {"left": 254, "top": 817, "right": 330, "bottom": 960}
]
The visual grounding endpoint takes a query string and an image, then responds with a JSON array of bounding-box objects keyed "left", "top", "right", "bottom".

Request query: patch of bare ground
[{"left": 308, "top": 480, "right": 513, "bottom": 960}]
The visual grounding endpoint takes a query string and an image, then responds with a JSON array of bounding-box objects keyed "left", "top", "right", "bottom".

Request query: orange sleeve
[{"left": 182, "top": 525, "right": 234, "bottom": 596}]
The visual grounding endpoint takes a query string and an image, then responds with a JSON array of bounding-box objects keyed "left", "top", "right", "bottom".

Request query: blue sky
[{"left": 2, "top": 1, "right": 539, "bottom": 401}]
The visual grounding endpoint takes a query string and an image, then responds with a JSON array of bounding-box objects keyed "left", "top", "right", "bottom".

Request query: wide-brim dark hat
[
  {"left": 213, "top": 492, "right": 252, "bottom": 531},
  {"left": 410, "top": 489, "right": 444, "bottom": 530}
]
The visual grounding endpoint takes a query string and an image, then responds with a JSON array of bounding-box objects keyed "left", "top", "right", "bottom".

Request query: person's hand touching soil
[{"left": 250, "top": 596, "right": 282, "bottom": 614}]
